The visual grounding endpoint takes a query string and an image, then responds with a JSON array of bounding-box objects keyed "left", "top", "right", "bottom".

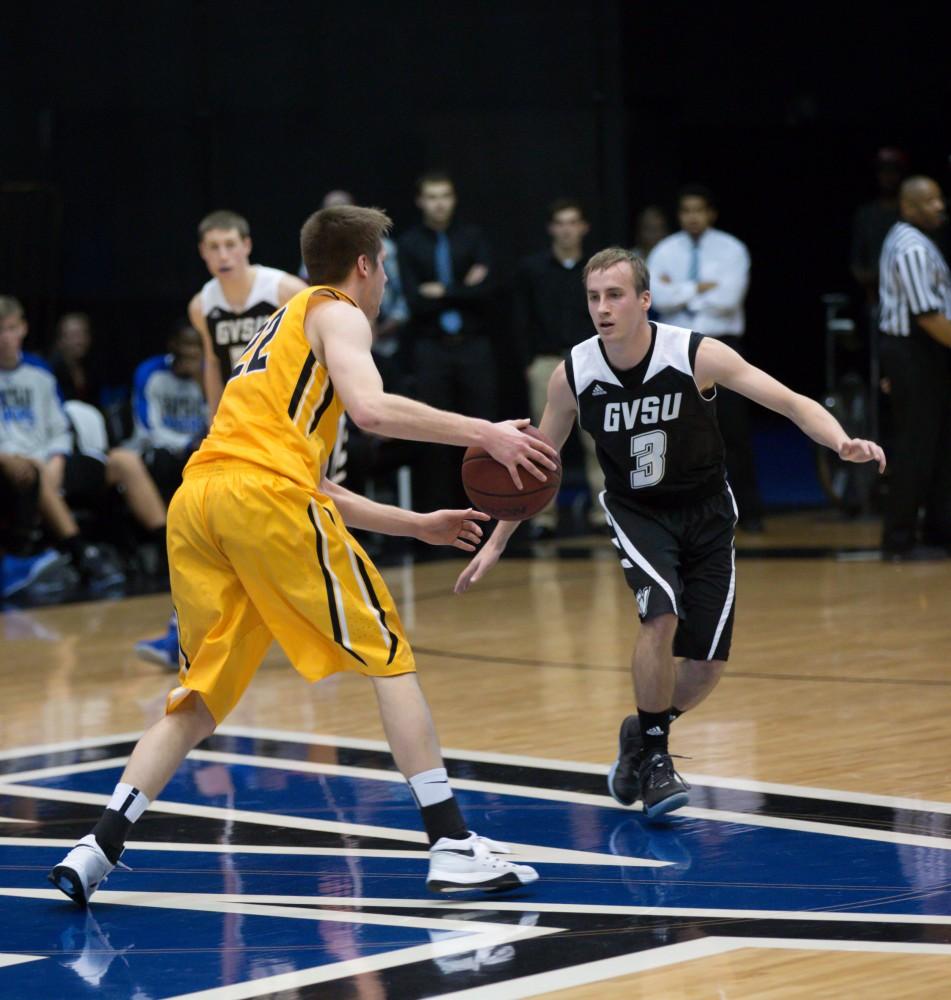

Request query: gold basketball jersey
[{"left": 186, "top": 286, "right": 350, "bottom": 490}]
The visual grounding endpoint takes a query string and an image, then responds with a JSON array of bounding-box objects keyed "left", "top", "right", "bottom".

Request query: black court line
[
  {"left": 261, "top": 911, "right": 951, "bottom": 1000},
  {"left": 410, "top": 645, "right": 951, "bottom": 688},
  {"left": 8, "top": 733, "right": 942, "bottom": 842}
]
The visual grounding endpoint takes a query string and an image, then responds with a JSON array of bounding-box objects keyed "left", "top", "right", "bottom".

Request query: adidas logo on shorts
[{"left": 635, "top": 586, "right": 651, "bottom": 617}]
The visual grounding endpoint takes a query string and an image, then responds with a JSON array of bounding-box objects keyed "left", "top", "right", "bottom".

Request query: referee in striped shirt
[{"left": 878, "top": 176, "right": 951, "bottom": 560}]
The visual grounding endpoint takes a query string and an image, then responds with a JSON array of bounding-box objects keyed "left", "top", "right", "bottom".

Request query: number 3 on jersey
[
  {"left": 229, "top": 307, "right": 286, "bottom": 380},
  {"left": 630, "top": 430, "right": 667, "bottom": 488}
]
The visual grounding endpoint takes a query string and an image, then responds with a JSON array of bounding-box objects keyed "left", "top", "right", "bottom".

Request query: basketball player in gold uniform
[{"left": 51, "top": 205, "right": 558, "bottom": 902}]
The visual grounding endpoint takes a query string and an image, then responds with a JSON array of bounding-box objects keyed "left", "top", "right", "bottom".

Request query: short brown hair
[
  {"left": 0, "top": 296, "right": 24, "bottom": 322},
  {"left": 582, "top": 247, "right": 650, "bottom": 295},
  {"left": 300, "top": 205, "right": 392, "bottom": 286},
  {"left": 547, "top": 198, "right": 586, "bottom": 222},
  {"left": 415, "top": 170, "right": 454, "bottom": 196},
  {"left": 198, "top": 210, "right": 250, "bottom": 241}
]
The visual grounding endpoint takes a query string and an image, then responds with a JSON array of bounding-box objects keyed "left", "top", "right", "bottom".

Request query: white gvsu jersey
[{"left": 565, "top": 324, "right": 726, "bottom": 507}]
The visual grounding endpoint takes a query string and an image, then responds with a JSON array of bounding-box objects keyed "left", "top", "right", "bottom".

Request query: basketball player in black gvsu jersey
[
  {"left": 456, "top": 248, "right": 886, "bottom": 818},
  {"left": 135, "top": 211, "right": 306, "bottom": 666}
]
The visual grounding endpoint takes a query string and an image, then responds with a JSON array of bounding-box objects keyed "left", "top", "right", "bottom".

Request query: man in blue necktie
[{"left": 398, "top": 171, "right": 497, "bottom": 513}]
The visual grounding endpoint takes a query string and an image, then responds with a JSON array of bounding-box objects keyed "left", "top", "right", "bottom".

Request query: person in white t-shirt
[{"left": 648, "top": 185, "right": 764, "bottom": 530}]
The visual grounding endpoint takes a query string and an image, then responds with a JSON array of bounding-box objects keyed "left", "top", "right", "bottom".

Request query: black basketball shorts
[{"left": 599, "top": 488, "right": 737, "bottom": 662}]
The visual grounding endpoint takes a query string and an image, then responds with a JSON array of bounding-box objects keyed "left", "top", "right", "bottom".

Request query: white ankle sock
[
  {"left": 408, "top": 768, "right": 453, "bottom": 808},
  {"left": 107, "top": 782, "right": 151, "bottom": 823}
]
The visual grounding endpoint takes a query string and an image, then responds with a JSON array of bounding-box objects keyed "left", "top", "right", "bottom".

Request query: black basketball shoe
[
  {"left": 607, "top": 715, "right": 644, "bottom": 806},
  {"left": 639, "top": 751, "right": 690, "bottom": 820}
]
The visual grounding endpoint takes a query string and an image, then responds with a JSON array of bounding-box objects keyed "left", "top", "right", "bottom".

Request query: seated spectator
[
  {"left": 48, "top": 312, "right": 104, "bottom": 407},
  {"left": 130, "top": 323, "right": 208, "bottom": 503},
  {"left": 0, "top": 295, "right": 168, "bottom": 587}
]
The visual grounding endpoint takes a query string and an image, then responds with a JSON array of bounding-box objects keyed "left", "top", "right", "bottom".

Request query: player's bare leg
[
  {"left": 371, "top": 672, "right": 538, "bottom": 892},
  {"left": 121, "top": 691, "right": 217, "bottom": 799},
  {"left": 672, "top": 658, "right": 725, "bottom": 712},
  {"left": 631, "top": 614, "right": 679, "bottom": 711},
  {"left": 371, "top": 673, "right": 444, "bottom": 777},
  {"left": 49, "top": 691, "right": 216, "bottom": 905},
  {"left": 608, "top": 613, "right": 689, "bottom": 818}
]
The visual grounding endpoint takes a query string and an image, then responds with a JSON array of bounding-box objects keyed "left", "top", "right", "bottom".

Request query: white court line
[
  {"left": 3, "top": 743, "right": 951, "bottom": 854},
  {"left": 436, "top": 936, "right": 951, "bottom": 1000},
  {"left": 1, "top": 887, "right": 558, "bottom": 936},
  {"left": 4, "top": 748, "right": 949, "bottom": 855},
  {"left": 0, "top": 756, "right": 129, "bottom": 784},
  {"left": 0, "top": 834, "right": 658, "bottom": 868},
  {"left": 0, "top": 732, "right": 141, "bottom": 761},
  {"left": 0, "top": 786, "right": 657, "bottom": 869},
  {"left": 9, "top": 887, "right": 949, "bottom": 926},
  {"left": 2, "top": 889, "right": 558, "bottom": 1000},
  {"left": 437, "top": 938, "right": 737, "bottom": 999},
  {"left": 0, "top": 953, "right": 45, "bottom": 969},
  {"left": 5, "top": 725, "right": 951, "bottom": 815},
  {"left": 217, "top": 725, "right": 951, "bottom": 815}
]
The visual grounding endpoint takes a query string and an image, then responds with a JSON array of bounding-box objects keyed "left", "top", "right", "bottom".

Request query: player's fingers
[
  {"left": 520, "top": 457, "right": 550, "bottom": 482},
  {"left": 527, "top": 438, "right": 560, "bottom": 465},
  {"left": 465, "top": 508, "right": 491, "bottom": 522},
  {"left": 506, "top": 463, "right": 524, "bottom": 490},
  {"left": 511, "top": 417, "right": 531, "bottom": 428},
  {"left": 453, "top": 540, "right": 477, "bottom": 552}
]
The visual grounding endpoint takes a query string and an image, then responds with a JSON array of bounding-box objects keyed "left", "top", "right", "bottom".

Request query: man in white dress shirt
[{"left": 647, "top": 185, "right": 764, "bottom": 530}]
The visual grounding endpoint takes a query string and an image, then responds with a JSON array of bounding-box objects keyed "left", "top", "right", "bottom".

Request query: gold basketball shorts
[{"left": 165, "top": 462, "right": 415, "bottom": 723}]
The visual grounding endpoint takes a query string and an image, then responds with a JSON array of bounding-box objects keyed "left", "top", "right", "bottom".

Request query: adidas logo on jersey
[
  {"left": 635, "top": 586, "right": 651, "bottom": 616},
  {"left": 591, "top": 384, "right": 607, "bottom": 396}
]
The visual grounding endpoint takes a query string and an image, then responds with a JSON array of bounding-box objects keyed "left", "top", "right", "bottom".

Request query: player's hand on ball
[
  {"left": 838, "top": 438, "right": 886, "bottom": 473},
  {"left": 484, "top": 419, "right": 559, "bottom": 489},
  {"left": 416, "top": 508, "right": 490, "bottom": 551},
  {"left": 454, "top": 542, "right": 502, "bottom": 594}
]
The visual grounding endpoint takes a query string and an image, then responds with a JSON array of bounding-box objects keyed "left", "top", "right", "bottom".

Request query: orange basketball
[{"left": 461, "top": 426, "right": 561, "bottom": 521}]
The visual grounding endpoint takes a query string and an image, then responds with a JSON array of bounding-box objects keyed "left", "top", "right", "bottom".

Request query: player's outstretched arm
[
  {"left": 188, "top": 294, "right": 224, "bottom": 417},
  {"left": 454, "top": 363, "right": 577, "bottom": 594},
  {"left": 310, "top": 300, "right": 559, "bottom": 487},
  {"left": 695, "top": 338, "right": 886, "bottom": 472},
  {"left": 320, "top": 478, "right": 489, "bottom": 551}
]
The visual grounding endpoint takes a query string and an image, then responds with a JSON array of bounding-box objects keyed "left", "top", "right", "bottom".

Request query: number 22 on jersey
[{"left": 229, "top": 307, "right": 286, "bottom": 380}]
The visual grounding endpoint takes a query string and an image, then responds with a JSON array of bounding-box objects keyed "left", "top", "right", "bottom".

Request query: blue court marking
[
  {"left": 9, "top": 762, "right": 951, "bottom": 916},
  {"left": 0, "top": 893, "right": 440, "bottom": 999}
]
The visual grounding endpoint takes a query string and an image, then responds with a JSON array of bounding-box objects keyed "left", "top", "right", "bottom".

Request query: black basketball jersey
[
  {"left": 565, "top": 323, "right": 726, "bottom": 507},
  {"left": 200, "top": 265, "right": 284, "bottom": 381}
]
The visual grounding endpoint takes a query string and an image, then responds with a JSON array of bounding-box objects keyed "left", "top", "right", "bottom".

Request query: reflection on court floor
[{"left": 1, "top": 727, "right": 950, "bottom": 998}]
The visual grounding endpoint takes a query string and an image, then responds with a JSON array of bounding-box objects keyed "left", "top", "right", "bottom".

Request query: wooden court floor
[{"left": 2, "top": 512, "right": 950, "bottom": 998}]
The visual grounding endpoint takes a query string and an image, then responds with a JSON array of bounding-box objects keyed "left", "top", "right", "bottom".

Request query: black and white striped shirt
[{"left": 878, "top": 221, "right": 951, "bottom": 337}]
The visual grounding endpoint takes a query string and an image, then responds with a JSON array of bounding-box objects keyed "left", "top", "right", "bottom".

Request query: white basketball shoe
[
  {"left": 427, "top": 832, "right": 539, "bottom": 892},
  {"left": 49, "top": 834, "right": 125, "bottom": 906}
]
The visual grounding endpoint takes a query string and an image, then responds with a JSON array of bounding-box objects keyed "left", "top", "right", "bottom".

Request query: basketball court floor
[{"left": 1, "top": 513, "right": 950, "bottom": 998}]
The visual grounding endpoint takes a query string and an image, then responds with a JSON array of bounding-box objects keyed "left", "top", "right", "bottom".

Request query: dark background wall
[{"left": 2, "top": 2, "right": 950, "bottom": 402}]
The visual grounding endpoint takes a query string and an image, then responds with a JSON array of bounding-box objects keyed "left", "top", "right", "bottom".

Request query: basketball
[{"left": 462, "top": 426, "right": 561, "bottom": 521}]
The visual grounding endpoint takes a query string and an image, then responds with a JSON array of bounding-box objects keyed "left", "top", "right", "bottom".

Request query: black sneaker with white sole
[
  {"left": 639, "top": 751, "right": 690, "bottom": 820},
  {"left": 607, "top": 714, "right": 644, "bottom": 806}
]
